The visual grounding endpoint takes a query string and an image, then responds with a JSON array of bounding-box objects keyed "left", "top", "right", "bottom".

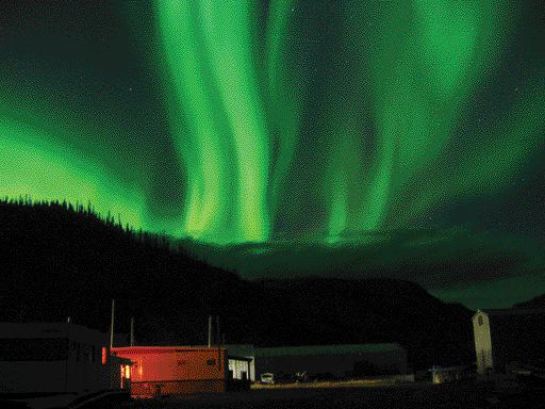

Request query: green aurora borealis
[{"left": 1, "top": 1, "right": 544, "bottom": 307}]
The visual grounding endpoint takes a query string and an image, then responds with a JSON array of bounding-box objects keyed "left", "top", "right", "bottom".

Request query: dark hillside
[
  {"left": 253, "top": 279, "right": 474, "bottom": 367},
  {"left": 515, "top": 294, "right": 545, "bottom": 309},
  {"left": 0, "top": 198, "right": 245, "bottom": 344},
  {"left": 0, "top": 200, "right": 474, "bottom": 369}
]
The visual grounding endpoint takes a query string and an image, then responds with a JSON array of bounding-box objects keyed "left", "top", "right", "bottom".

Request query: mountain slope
[{"left": 1, "top": 199, "right": 474, "bottom": 368}]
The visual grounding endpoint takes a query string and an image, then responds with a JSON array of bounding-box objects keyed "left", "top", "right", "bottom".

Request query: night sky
[{"left": 1, "top": 1, "right": 544, "bottom": 309}]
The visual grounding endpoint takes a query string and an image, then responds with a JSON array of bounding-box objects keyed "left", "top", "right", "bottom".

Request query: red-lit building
[{"left": 112, "top": 346, "right": 227, "bottom": 398}]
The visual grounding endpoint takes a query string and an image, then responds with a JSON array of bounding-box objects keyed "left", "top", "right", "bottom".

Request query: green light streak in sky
[
  {"left": 266, "top": 0, "right": 300, "bottom": 224},
  {"left": 157, "top": 0, "right": 229, "bottom": 240},
  {"left": 0, "top": 0, "right": 543, "bottom": 247},
  {"left": 0, "top": 116, "right": 146, "bottom": 229},
  {"left": 349, "top": 0, "right": 515, "bottom": 231},
  {"left": 408, "top": 77, "right": 545, "bottom": 223},
  {"left": 157, "top": 0, "right": 271, "bottom": 243},
  {"left": 199, "top": 0, "right": 270, "bottom": 241}
]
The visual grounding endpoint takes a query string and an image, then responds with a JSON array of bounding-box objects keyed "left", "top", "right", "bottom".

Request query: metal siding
[{"left": 113, "top": 347, "right": 227, "bottom": 396}]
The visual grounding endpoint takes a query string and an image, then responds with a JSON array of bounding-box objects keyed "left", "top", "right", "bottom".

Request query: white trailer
[{"left": 0, "top": 322, "right": 130, "bottom": 395}]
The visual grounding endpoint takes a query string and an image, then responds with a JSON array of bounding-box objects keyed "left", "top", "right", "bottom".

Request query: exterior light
[{"left": 101, "top": 347, "right": 108, "bottom": 365}]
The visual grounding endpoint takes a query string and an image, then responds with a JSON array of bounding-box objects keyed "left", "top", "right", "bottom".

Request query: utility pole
[
  {"left": 109, "top": 299, "right": 115, "bottom": 350},
  {"left": 207, "top": 315, "right": 212, "bottom": 348},
  {"left": 130, "top": 317, "right": 135, "bottom": 347},
  {"left": 216, "top": 316, "right": 222, "bottom": 372},
  {"left": 216, "top": 316, "right": 220, "bottom": 346},
  {"left": 109, "top": 299, "right": 116, "bottom": 390}
]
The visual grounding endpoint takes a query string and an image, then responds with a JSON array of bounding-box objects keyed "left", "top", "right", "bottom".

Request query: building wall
[
  {"left": 131, "top": 379, "right": 225, "bottom": 397},
  {"left": 0, "top": 323, "right": 128, "bottom": 394},
  {"left": 113, "top": 347, "right": 227, "bottom": 397},
  {"left": 0, "top": 360, "right": 120, "bottom": 394},
  {"left": 472, "top": 311, "right": 494, "bottom": 375},
  {"left": 254, "top": 344, "right": 408, "bottom": 379},
  {"left": 0, "top": 361, "right": 66, "bottom": 393}
]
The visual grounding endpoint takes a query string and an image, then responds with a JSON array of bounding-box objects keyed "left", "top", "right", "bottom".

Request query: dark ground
[{"left": 120, "top": 383, "right": 545, "bottom": 409}]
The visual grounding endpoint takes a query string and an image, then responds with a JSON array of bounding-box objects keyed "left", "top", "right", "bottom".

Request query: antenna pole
[
  {"left": 207, "top": 315, "right": 212, "bottom": 348},
  {"left": 130, "top": 317, "right": 135, "bottom": 346},
  {"left": 109, "top": 299, "right": 115, "bottom": 350},
  {"left": 216, "top": 316, "right": 220, "bottom": 346}
]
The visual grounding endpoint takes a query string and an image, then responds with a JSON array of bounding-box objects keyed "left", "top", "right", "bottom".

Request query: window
[
  {"left": 82, "top": 344, "right": 92, "bottom": 362},
  {"left": 478, "top": 316, "right": 483, "bottom": 326},
  {"left": 206, "top": 359, "right": 216, "bottom": 366}
]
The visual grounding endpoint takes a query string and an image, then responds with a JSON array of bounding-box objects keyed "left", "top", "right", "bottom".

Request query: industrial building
[
  {"left": 0, "top": 322, "right": 131, "bottom": 395},
  {"left": 254, "top": 343, "right": 408, "bottom": 379},
  {"left": 112, "top": 346, "right": 229, "bottom": 397},
  {"left": 473, "top": 309, "right": 545, "bottom": 375}
]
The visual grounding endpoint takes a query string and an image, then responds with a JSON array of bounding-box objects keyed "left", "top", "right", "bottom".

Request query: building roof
[
  {"left": 228, "top": 355, "right": 253, "bottom": 362},
  {"left": 0, "top": 322, "right": 107, "bottom": 344},
  {"left": 255, "top": 343, "right": 404, "bottom": 358},
  {"left": 112, "top": 346, "right": 225, "bottom": 355}
]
